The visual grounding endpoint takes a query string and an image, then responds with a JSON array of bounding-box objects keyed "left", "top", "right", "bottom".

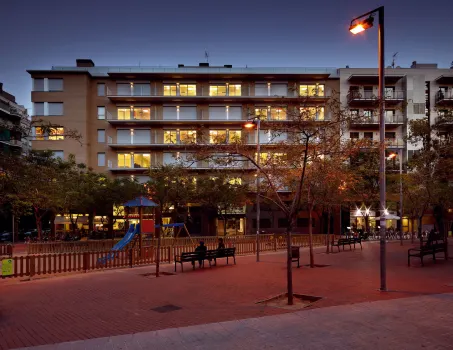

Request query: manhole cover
[
  {"left": 151, "top": 304, "right": 182, "bottom": 313},
  {"left": 303, "top": 264, "right": 331, "bottom": 268}
]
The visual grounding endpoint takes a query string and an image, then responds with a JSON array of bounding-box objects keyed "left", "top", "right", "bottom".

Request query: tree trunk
[
  {"left": 88, "top": 212, "right": 94, "bottom": 234},
  {"left": 156, "top": 206, "right": 163, "bottom": 278},
  {"left": 50, "top": 212, "right": 56, "bottom": 240},
  {"left": 411, "top": 217, "right": 415, "bottom": 243},
  {"left": 418, "top": 215, "right": 423, "bottom": 248},
  {"left": 107, "top": 213, "right": 114, "bottom": 239},
  {"left": 286, "top": 216, "right": 295, "bottom": 305},
  {"left": 364, "top": 215, "right": 370, "bottom": 234},
  {"left": 34, "top": 207, "right": 42, "bottom": 240},
  {"left": 326, "top": 208, "right": 331, "bottom": 254},
  {"left": 308, "top": 203, "right": 315, "bottom": 268}
]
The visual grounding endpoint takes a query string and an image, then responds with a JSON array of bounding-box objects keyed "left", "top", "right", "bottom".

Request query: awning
[{"left": 123, "top": 196, "right": 158, "bottom": 207}]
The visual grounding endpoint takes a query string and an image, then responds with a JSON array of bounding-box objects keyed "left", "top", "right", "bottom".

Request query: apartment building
[
  {"left": 339, "top": 61, "right": 453, "bottom": 232},
  {"left": 0, "top": 83, "right": 30, "bottom": 155},
  {"left": 28, "top": 60, "right": 453, "bottom": 234},
  {"left": 28, "top": 60, "right": 339, "bottom": 235}
]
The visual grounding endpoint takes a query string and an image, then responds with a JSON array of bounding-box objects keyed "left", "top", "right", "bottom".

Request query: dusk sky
[{"left": 1, "top": 0, "right": 453, "bottom": 110}]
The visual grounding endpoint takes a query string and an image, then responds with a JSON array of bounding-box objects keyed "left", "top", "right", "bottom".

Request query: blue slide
[{"left": 97, "top": 224, "right": 140, "bottom": 264}]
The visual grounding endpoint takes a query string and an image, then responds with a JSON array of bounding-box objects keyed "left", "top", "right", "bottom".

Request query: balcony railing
[
  {"left": 353, "top": 138, "right": 405, "bottom": 148},
  {"left": 435, "top": 90, "right": 453, "bottom": 104},
  {"left": 350, "top": 114, "right": 404, "bottom": 125},
  {"left": 347, "top": 90, "right": 405, "bottom": 104}
]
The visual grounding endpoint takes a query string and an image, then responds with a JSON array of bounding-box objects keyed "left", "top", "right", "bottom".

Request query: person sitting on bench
[
  {"left": 217, "top": 238, "right": 226, "bottom": 257},
  {"left": 194, "top": 241, "right": 207, "bottom": 268}
]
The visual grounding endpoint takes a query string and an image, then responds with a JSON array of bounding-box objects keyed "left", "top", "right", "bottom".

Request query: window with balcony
[
  {"left": 300, "top": 107, "right": 324, "bottom": 120},
  {"left": 385, "top": 110, "right": 395, "bottom": 122},
  {"left": 118, "top": 154, "right": 132, "bottom": 168},
  {"left": 228, "top": 177, "right": 242, "bottom": 185},
  {"left": 364, "top": 110, "right": 373, "bottom": 118},
  {"left": 179, "top": 130, "right": 197, "bottom": 144},
  {"left": 133, "top": 154, "right": 151, "bottom": 168},
  {"left": 300, "top": 84, "right": 325, "bottom": 97},
  {"left": 164, "top": 130, "right": 177, "bottom": 144},
  {"left": 116, "top": 83, "right": 150, "bottom": 96},
  {"left": 164, "top": 85, "right": 177, "bottom": 96},
  {"left": 133, "top": 107, "right": 151, "bottom": 120},
  {"left": 255, "top": 107, "right": 268, "bottom": 120},
  {"left": 229, "top": 130, "right": 241, "bottom": 143},
  {"left": 179, "top": 84, "right": 196, "bottom": 96},
  {"left": 270, "top": 107, "right": 287, "bottom": 120},
  {"left": 228, "top": 84, "right": 241, "bottom": 96},
  {"left": 364, "top": 132, "right": 373, "bottom": 140},
  {"left": 210, "top": 85, "right": 227, "bottom": 96},
  {"left": 209, "top": 130, "right": 227, "bottom": 144},
  {"left": 350, "top": 132, "right": 359, "bottom": 139},
  {"left": 45, "top": 127, "right": 64, "bottom": 140},
  {"left": 385, "top": 86, "right": 395, "bottom": 98},
  {"left": 117, "top": 107, "right": 131, "bottom": 120},
  {"left": 385, "top": 132, "right": 396, "bottom": 139}
]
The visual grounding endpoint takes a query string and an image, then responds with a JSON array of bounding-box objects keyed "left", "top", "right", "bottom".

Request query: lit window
[
  {"left": 255, "top": 107, "right": 268, "bottom": 120},
  {"left": 164, "top": 85, "right": 177, "bottom": 96},
  {"left": 133, "top": 107, "right": 150, "bottom": 120},
  {"left": 364, "top": 110, "right": 373, "bottom": 118},
  {"left": 164, "top": 130, "right": 177, "bottom": 144},
  {"left": 34, "top": 127, "right": 45, "bottom": 140},
  {"left": 118, "top": 154, "right": 132, "bottom": 168},
  {"left": 228, "top": 177, "right": 242, "bottom": 185},
  {"left": 179, "top": 84, "right": 196, "bottom": 96},
  {"left": 228, "top": 84, "right": 241, "bottom": 96},
  {"left": 180, "top": 130, "right": 197, "bottom": 144},
  {"left": 209, "top": 130, "right": 227, "bottom": 144},
  {"left": 300, "top": 84, "right": 324, "bottom": 97},
  {"left": 228, "top": 130, "right": 241, "bottom": 143},
  {"left": 48, "top": 127, "right": 65, "bottom": 140},
  {"left": 300, "top": 107, "right": 324, "bottom": 120},
  {"left": 210, "top": 85, "right": 227, "bottom": 96},
  {"left": 133, "top": 154, "right": 150, "bottom": 168},
  {"left": 270, "top": 108, "right": 286, "bottom": 120},
  {"left": 117, "top": 108, "right": 131, "bottom": 120}
]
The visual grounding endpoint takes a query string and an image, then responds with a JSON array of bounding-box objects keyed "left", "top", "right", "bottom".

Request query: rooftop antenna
[
  {"left": 204, "top": 50, "right": 209, "bottom": 63},
  {"left": 391, "top": 52, "right": 398, "bottom": 68}
]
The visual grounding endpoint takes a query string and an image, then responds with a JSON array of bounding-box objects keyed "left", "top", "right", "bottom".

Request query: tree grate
[{"left": 151, "top": 304, "right": 182, "bottom": 313}]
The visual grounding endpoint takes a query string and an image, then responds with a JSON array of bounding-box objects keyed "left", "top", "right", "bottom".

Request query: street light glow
[
  {"left": 388, "top": 153, "right": 397, "bottom": 159},
  {"left": 244, "top": 122, "right": 255, "bottom": 129},
  {"left": 349, "top": 16, "right": 374, "bottom": 35}
]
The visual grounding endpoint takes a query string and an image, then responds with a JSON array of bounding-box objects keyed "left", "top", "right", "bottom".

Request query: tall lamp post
[
  {"left": 245, "top": 117, "right": 261, "bottom": 262},
  {"left": 349, "top": 6, "right": 387, "bottom": 291}
]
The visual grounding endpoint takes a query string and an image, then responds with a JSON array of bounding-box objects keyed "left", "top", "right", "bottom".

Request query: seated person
[
  {"left": 194, "top": 241, "right": 207, "bottom": 268},
  {"left": 217, "top": 238, "right": 225, "bottom": 257}
]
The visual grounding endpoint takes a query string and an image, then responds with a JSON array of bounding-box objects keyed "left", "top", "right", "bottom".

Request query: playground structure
[
  {"left": 155, "top": 223, "right": 194, "bottom": 244},
  {"left": 98, "top": 196, "right": 157, "bottom": 265}
]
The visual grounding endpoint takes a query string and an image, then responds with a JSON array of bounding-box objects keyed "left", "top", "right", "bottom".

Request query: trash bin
[{"left": 291, "top": 246, "right": 300, "bottom": 268}]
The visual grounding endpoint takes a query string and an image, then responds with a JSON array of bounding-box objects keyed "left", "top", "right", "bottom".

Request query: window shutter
[
  {"left": 97, "top": 129, "right": 105, "bottom": 143},
  {"left": 48, "top": 103, "right": 63, "bottom": 115},
  {"left": 163, "top": 106, "right": 176, "bottom": 119},
  {"left": 33, "top": 102, "right": 44, "bottom": 116},
  {"left": 228, "top": 106, "right": 242, "bottom": 120},
  {"left": 255, "top": 83, "right": 267, "bottom": 96},
  {"left": 179, "top": 106, "right": 197, "bottom": 120},
  {"left": 117, "top": 130, "right": 131, "bottom": 144},
  {"left": 209, "top": 106, "right": 226, "bottom": 120},
  {"left": 134, "top": 130, "right": 151, "bottom": 144},
  {"left": 270, "top": 84, "right": 287, "bottom": 96},
  {"left": 48, "top": 79, "right": 63, "bottom": 91},
  {"left": 33, "top": 79, "right": 44, "bottom": 91}
]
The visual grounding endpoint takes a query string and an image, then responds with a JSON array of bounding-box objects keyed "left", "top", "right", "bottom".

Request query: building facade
[
  {"left": 28, "top": 60, "right": 453, "bottom": 235},
  {"left": 0, "top": 83, "right": 30, "bottom": 155}
]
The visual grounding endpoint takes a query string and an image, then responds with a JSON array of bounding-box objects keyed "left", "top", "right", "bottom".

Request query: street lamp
[
  {"left": 389, "top": 151, "right": 404, "bottom": 245},
  {"left": 349, "top": 6, "right": 387, "bottom": 291},
  {"left": 244, "top": 117, "right": 261, "bottom": 262}
]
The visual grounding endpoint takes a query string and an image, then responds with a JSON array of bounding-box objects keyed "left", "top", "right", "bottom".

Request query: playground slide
[{"left": 98, "top": 224, "right": 139, "bottom": 264}]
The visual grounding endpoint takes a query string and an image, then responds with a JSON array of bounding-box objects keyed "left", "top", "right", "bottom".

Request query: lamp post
[
  {"left": 245, "top": 117, "right": 261, "bottom": 262},
  {"left": 349, "top": 6, "right": 387, "bottom": 291}
]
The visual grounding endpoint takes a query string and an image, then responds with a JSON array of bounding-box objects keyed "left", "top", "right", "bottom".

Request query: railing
[
  {"left": 27, "top": 240, "right": 119, "bottom": 254},
  {"left": 435, "top": 90, "right": 453, "bottom": 104},
  {"left": 348, "top": 90, "right": 405, "bottom": 103},
  {"left": 0, "top": 244, "right": 13, "bottom": 257},
  {"left": 5, "top": 234, "right": 337, "bottom": 278},
  {"left": 351, "top": 114, "right": 404, "bottom": 125}
]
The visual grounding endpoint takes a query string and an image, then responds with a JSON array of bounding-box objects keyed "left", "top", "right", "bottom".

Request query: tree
[
  {"left": 193, "top": 94, "right": 361, "bottom": 304},
  {"left": 196, "top": 172, "right": 249, "bottom": 237}
]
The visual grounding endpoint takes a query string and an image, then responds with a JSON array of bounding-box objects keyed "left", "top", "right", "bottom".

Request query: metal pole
[
  {"left": 378, "top": 6, "right": 387, "bottom": 291},
  {"left": 12, "top": 214, "right": 15, "bottom": 245},
  {"left": 399, "top": 149, "right": 403, "bottom": 246},
  {"left": 256, "top": 118, "right": 261, "bottom": 262}
]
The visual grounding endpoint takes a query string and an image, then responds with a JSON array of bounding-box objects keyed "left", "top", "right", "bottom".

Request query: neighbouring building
[
  {"left": 0, "top": 83, "right": 31, "bottom": 155},
  {"left": 28, "top": 60, "right": 453, "bottom": 235}
]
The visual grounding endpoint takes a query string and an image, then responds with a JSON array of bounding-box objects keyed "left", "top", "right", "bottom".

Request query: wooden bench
[
  {"left": 408, "top": 234, "right": 446, "bottom": 267},
  {"left": 174, "top": 248, "right": 236, "bottom": 272},
  {"left": 332, "top": 238, "right": 352, "bottom": 252},
  {"left": 211, "top": 248, "right": 236, "bottom": 266},
  {"left": 352, "top": 237, "right": 363, "bottom": 250}
]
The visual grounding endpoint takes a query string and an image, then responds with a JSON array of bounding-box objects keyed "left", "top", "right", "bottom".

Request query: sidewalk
[
  {"left": 16, "top": 293, "right": 453, "bottom": 349},
  {"left": 1, "top": 241, "right": 452, "bottom": 349}
]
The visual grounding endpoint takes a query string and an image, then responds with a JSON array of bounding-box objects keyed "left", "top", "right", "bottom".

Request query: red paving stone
[{"left": 1, "top": 240, "right": 452, "bottom": 349}]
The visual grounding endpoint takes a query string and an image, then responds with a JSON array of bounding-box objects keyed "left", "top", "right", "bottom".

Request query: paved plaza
[{"left": 1, "top": 241, "right": 452, "bottom": 349}]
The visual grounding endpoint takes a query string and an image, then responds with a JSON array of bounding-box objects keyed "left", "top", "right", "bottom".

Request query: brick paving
[
  {"left": 16, "top": 293, "right": 453, "bottom": 350},
  {"left": 0, "top": 241, "right": 452, "bottom": 349}
]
